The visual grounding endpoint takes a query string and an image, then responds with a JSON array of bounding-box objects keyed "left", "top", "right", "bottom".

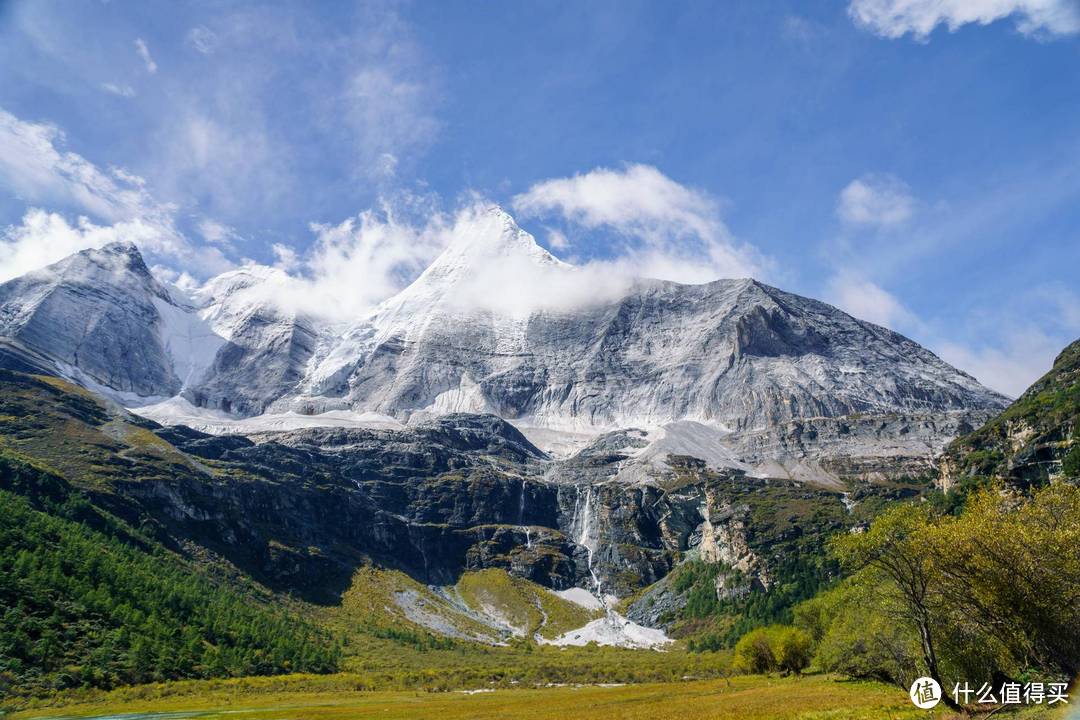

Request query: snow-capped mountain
[
  {"left": 0, "top": 241, "right": 206, "bottom": 397},
  {"left": 0, "top": 207, "right": 1009, "bottom": 478},
  {"left": 184, "top": 265, "right": 320, "bottom": 416}
]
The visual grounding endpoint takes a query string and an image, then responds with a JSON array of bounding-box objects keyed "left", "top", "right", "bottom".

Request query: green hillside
[
  {"left": 940, "top": 337, "right": 1080, "bottom": 489},
  {"left": 0, "top": 453, "right": 339, "bottom": 696}
]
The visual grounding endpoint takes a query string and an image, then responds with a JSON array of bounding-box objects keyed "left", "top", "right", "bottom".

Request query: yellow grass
[{"left": 5, "top": 674, "right": 1001, "bottom": 720}]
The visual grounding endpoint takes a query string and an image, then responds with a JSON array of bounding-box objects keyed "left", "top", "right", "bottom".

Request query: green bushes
[
  {"left": 1062, "top": 443, "right": 1080, "bottom": 477},
  {"left": 732, "top": 626, "right": 811, "bottom": 675}
]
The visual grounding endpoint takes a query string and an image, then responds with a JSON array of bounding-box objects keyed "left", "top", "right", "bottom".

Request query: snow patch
[
  {"left": 130, "top": 395, "right": 402, "bottom": 435},
  {"left": 430, "top": 374, "right": 490, "bottom": 414},
  {"left": 541, "top": 611, "right": 673, "bottom": 649},
  {"left": 549, "top": 587, "right": 604, "bottom": 611},
  {"left": 512, "top": 424, "right": 599, "bottom": 458},
  {"left": 152, "top": 298, "right": 225, "bottom": 390}
]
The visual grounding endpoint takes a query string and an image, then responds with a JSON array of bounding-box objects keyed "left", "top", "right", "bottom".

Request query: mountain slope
[
  {"left": 290, "top": 209, "right": 1007, "bottom": 433},
  {"left": 0, "top": 242, "right": 184, "bottom": 397},
  {"left": 939, "top": 336, "right": 1080, "bottom": 489},
  {"left": 185, "top": 266, "right": 319, "bottom": 416}
]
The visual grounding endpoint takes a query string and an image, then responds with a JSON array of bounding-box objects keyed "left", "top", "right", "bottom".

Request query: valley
[{"left": 0, "top": 232, "right": 1076, "bottom": 718}]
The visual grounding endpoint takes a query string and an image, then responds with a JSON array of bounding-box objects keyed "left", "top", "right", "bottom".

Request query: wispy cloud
[
  {"left": 0, "top": 108, "right": 231, "bottom": 280},
  {"left": 848, "top": 0, "right": 1080, "bottom": 40},
  {"left": 134, "top": 38, "right": 157, "bottom": 73},
  {"left": 101, "top": 82, "right": 136, "bottom": 98},
  {"left": 825, "top": 272, "right": 919, "bottom": 330},
  {"left": 0, "top": 108, "right": 151, "bottom": 222},
  {"left": 821, "top": 160, "right": 1080, "bottom": 396},
  {"left": 837, "top": 173, "right": 914, "bottom": 226},
  {"left": 216, "top": 196, "right": 451, "bottom": 321},
  {"left": 512, "top": 164, "right": 768, "bottom": 284},
  {"left": 186, "top": 26, "right": 217, "bottom": 54}
]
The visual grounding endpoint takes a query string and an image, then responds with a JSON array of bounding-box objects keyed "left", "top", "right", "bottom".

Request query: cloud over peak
[{"left": 512, "top": 164, "right": 767, "bottom": 284}]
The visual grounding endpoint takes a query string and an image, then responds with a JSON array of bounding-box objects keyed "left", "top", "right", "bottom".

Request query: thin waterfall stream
[{"left": 519, "top": 478, "right": 532, "bottom": 548}]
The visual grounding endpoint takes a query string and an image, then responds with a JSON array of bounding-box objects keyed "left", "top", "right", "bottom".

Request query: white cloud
[
  {"left": 196, "top": 218, "right": 239, "bottom": 247},
  {"left": 0, "top": 109, "right": 132, "bottom": 221},
  {"left": 825, "top": 272, "right": 919, "bottom": 330},
  {"left": 186, "top": 26, "right": 217, "bottom": 54},
  {"left": 226, "top": 203, "right": 636, "bottom": 322},
  {"left": 101, "top": 82, "right": 136, "bottom": 98},
  {"left": 222, "top": 198, "right": 452, "bottom": 322},
  {"left": 821, "top": 268, "right": 1080, "bottom": 396},
  {"left": 783, "top": 15, "right": 827, "bottom": 44},
  {"left": 0, "top": 109, "right": 232, "bottom": 280},
  {"left": 156, "top": 112, "right": 287, "bottom": 219},
  {"left": 848, "top": 0, "right": 1080, "bottom": 40},
  {"left": 944, "top": 284, "right": 1080, "bottom": 396},
  {"left": 341, "top": 65, "right": 438, "bottom": 179},
  {"left": 134, "top": 38, "right": 157, "bottom": 73},
  {"left": 271, "top": 242, "right": 300, "bottom": 272},
  {"left": 822, "top": 271, "right": 1076, "bottom": 396},
  {"left": 0, "top": 209, "right": 227, "bottom": 283},
  {"left": 512, "top": 164, "right": 767, "bottom": 284},
  {"left": 0, "top": 210, "right": 111, "bottom": 283},
  {"left": 546, "top": 228, "right": 570, "bottom": 250},
  {"left": 936, "top": 329, "right": 1064, "bottom": 397},
  {"left": 837, "top": 173, "right": 915, "bottom": 226},
  {"left": 295, "top": 204, "right": 448, "bottom": 316}
]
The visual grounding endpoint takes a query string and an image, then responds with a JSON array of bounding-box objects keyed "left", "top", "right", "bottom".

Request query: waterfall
[
  {"left": 576, "top": 485, "right": 606, "bottom": 611},
  {"left": 519, "top": 479, "right": 532, "bottom": 548}
]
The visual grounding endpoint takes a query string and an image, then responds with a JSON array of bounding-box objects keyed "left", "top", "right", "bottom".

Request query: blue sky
[{"left": 1, "top": 0, "right": 1079, "bottom": 395}]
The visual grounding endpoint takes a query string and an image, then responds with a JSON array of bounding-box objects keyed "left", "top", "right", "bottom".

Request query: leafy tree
[
  {"left": 775, "top": 627, "right": 812, "bottom": 675},
  {"left": 926, "top": 484, "right": 1080, "bottom": 677},
  {"left": 798, "top": 483, "right": 1080, "bottom": 707},
  {"left": 806, "top": 578, "right": 921, "bottom": 688},
  {"left": 830, "top": 503, "right": 960, "bottom": 709},
  {"left": 733, "top": 627, "right": 776, "bottom": 674}
]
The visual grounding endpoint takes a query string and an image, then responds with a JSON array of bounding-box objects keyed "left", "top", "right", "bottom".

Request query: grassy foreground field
[{"left": 5, "top": 674, "right": 1073, "bottom": 720}]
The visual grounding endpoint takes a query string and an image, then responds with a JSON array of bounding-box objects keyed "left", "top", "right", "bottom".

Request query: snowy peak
[
  {"left": 193, "top": 263, "right": 293, "bottom": 309},
  {"left": 400, "top": 205, "right": 569, "bottom": 298},
  {"left": 0, "top": 217, "right": 1010, "bottom": 478},
  {"left": 368, "top": 206, "right": 575, "bottom": 332},
  {"left": 36, "top": 240, "right": 167, "bottom": 299},
  {"left": 0, "top": 242, "right": 184, "bottom": 397},
  {"left": 440, "top": 206, "right": 567, "bottom": 269}
]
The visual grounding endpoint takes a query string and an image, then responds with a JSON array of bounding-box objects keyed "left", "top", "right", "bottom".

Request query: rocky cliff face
[
  {"left": 285, "top": 209, "right": 1005, "bottom": 434},
  {"left": 1, "top": 370, "right": 881, "bottom": 608},
  {"left": 185, "top": 266, "right": 320, "bottom": 416}
]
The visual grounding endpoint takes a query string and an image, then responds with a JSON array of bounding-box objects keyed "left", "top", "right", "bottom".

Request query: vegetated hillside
[
  {"left": 0, "top": 369, "right": 894, "bottom": 615},
  {"left": 732, "top": 343, "right": 1080, "bottom": 703},
  {"left": 939, "top": 337, "right": 1080, "bottom": 490},
  {"left": 0, "top": 453, "right": 339, "bottom": 697}
]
